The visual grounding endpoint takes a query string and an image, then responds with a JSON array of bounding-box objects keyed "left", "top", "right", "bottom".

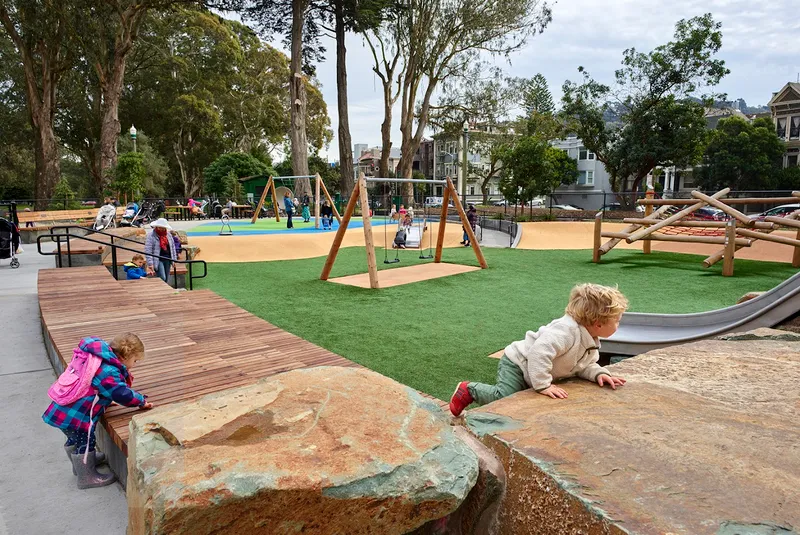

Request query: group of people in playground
[
  {"left": 41, "top": 280, "right": 627, "bottom": 489},
  {"left": 282, "top": 191, "right": 335, "bottom": 230},
  {"left": 390, "top": 203, "right": 477, "bottom": 249}
]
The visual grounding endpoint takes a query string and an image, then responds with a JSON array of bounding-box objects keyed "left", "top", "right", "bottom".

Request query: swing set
[
  {"left": 320, "top": 173, "right": 487, "bottom": 289},
  {"left": 380, "top": 184, "right": 434, "bottom": 264},
  {"left": 249, "top": 173, "right": 342, "bottom": 227}
]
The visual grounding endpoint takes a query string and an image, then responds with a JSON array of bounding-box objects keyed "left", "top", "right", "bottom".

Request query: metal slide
[
  {"left": 405, "top": 224, "right": 423, "bottom": 248},
  {"left": 602, "top": 271, "right": 800, "bottom": 355}
]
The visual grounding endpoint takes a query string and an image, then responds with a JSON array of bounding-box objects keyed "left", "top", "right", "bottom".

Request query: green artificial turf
[{"left": 195, "top": 247, "right": 796, "bottom": 401}]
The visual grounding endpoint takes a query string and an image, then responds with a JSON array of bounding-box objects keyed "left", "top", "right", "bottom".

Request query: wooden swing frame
[
  {"left": 320, "top": 173, "right": 488, "bottom": 289},
  {"left": 250, "top": 173, "right": 342, "bottom": 228}
]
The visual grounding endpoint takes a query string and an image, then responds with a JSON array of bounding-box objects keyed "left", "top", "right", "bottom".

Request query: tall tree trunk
[
  {"left": 334, "top": 0, "right": 354, "bottom": 197},
  {"left": 33, "top": 119, "right": 61, "bottom": 209},
  {"left": 0, "top": 5, "right": 67, "bottom": 209},
  {"left": 290, "top": 0, "right": 311, "bottom": 199},
  {"left": 98, "top": 55, "right": 127, "bottom": 188},
  {"left": 379, "top": 101, "right": 392, "bottom": 179},
  {"left": 96, "top": 8, "right": 144, "bottom": 191}
]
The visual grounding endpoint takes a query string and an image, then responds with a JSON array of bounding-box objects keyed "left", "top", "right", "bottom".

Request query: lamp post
[
  {"left": 130, "top": 125, "right": 137, "bottom": 153},
  {"left": 461, "top": 121, "right": 469, "bottom": 208}
]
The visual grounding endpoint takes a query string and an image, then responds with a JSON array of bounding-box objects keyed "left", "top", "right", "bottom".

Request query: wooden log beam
[
  {"left": 794, "top": 228, "right": 800, "bottom": 268},
  {"left": 736, "top": 228, "right": 800, "bottom": 247},
  {"left": 358, "top": 174, "right": 380, "bottom": 289},
  {"left": 764, "top": 216, "right": 800, "bottom": 229},
  {"left": 722, "top": 219, "right": 736, "bottom": 277},
  {"left": 622, "top": 218, "right": 775, "bottom": 230},
  {"left": 690, "top": 190, "right": 754, "bottom": 226},
  {"left": 434, "top": 187, "right": 450, "bottom": 263},
  {"left": 598, "top": 203, "right": 674, "bottom": 255},
  {"left": 318, "top": 178, "right": 342, "bottom": 223},
  {"left": 626, "top": 188, "right": 730, "bottom": 243},
  {"left": 447, "top": 177, "right": 488, "bottom": 269},
  {"left": 250, "top": 175, "right": 273, "bottom": 224},
  {"left": 593, "top": 212, "right": 602, "bottom": 263},
  {"left": 320, "top": 177, "right": 361, "bottom": 281},
  {"left": 643, "top": 189, "right": 654, "bottom": 254},
  {"left": 601, "top": 232, "right": 751, "bottom": 246},
  {"left": 270, "top": 178, "right": 280, "bottom": 223},
  {"left": 638, "top": 196, "right": 798, "bottom": 206}
]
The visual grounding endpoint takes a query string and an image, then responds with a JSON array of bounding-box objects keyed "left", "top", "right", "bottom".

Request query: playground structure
[
  {"left": 249, "top": 173, "right": 342, "bottom": 228},
  {"left": 320, "top": 173, "right": 487, "bottom": 289},
  {"left": 593, "top": 188, "right": 800, "bottom": 276}
]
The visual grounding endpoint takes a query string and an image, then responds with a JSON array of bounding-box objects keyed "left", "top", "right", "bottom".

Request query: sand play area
[
  {"left": 192, "top": 222, "right": 465, "bottom": 263},
  {"left": 517, "top": 221, "right": 798, "bottom": 263}
]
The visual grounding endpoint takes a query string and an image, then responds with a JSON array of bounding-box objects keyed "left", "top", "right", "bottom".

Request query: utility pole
[{"left": 461, "top": 121, "right": 469, "bottom": 208}]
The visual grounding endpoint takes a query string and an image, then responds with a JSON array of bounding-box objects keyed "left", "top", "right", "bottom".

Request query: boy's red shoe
[{"left": 449, "top": 382, "right": 473, "bottom": 417}]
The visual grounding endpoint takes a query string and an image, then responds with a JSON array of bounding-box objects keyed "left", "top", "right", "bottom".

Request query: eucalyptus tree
[{"left": 369, "top": 0, "right": 552, "bottom": 198}]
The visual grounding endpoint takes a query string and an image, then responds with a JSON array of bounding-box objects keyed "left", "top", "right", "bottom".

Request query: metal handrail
[{"left": 36, "top": 225, "right": 207, "bottom": 290}]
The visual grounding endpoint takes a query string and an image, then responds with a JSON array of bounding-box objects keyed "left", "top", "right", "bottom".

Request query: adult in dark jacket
[
  {"left": 284, "top": 192, "right": 294, "bottom": 229},
  {"left": 463, "top": 205, "right": 477, "bottom": 247},
  {"left": 321, "top": 200, "right": 334, "bottom": 230}
]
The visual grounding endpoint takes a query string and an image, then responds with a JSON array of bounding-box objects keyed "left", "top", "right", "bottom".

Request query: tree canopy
[
  {"left": 696, "top": 117, "right": 786, "bottom": 191},
  {"left": 561, "top": 14, "right": 729, "bottom": 203}
]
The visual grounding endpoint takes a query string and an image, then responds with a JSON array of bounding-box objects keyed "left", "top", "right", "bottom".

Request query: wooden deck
[{"left": 38, "top": 266, "right": 359, "bottom": 455}]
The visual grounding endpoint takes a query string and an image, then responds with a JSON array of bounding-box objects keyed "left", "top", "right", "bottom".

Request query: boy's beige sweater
[{"left": 504, "top": 314, "right": 611, "bottom": 391}]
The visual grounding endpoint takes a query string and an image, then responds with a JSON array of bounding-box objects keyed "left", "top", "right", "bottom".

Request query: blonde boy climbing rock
[{"left": 450, "top": 283, "right": 629, "bottom": 416}]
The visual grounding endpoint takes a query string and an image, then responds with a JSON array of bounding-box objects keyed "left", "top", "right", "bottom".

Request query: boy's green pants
[{"left": 468, "top": 355, "right": 528, "bottom": 405}]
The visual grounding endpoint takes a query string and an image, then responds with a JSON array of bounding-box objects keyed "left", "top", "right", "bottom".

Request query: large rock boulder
[
  {"left": 466, "top": 333, "right": 800, "bottom": 534},
  {"left": 127, "top": 367, "right": 479, "bottom": 535}
]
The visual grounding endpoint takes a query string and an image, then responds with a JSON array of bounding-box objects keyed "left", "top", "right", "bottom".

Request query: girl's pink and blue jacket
[{"left": 42, "top": 337, "right": 146, "bottom": 433}]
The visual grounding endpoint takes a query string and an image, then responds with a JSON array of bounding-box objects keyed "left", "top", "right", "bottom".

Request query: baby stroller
[
  {"left": 119, "top": 202, "right": 141, "bottom": 227},
  {"left": 0, "top": 217, "right": 20, "bottom": 269},
  {"left": 93, "top": 204, "right": 117, "bottom": 231}
]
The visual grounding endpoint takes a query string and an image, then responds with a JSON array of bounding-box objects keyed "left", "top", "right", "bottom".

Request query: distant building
[
  {"left": 768, "top": 82, "right": 800, "bottom": 168},
  {"left": 356, "top": 147, "right": 401, "bottom": 177},
  {"left": 413, "top": 139, "right": 435, "bottom": 179},
  {"left": 353, "top": 144, "right": 369, "bottom": 161},
  {"left": 432, "top": 125, "right": 505, "bottom": 200},
  {"left": 550, "top": 136, "right": 613, "bottom": 210}
]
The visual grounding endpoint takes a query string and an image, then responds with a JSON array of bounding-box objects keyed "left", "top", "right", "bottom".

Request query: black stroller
[{"left": 0, "top": 217, "right": 20, "bottom": 269}]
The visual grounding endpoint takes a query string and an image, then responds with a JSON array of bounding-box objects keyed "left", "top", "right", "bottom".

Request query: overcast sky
[{"left": 259, "top": 0, "right": 800, "bottom": 161}]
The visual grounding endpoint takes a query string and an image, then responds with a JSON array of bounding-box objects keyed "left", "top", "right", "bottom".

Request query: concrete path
[
  {"left": 478, "top": 227, "right": 514, "bottom": 248},
  {"left": 0, "top": 245, "right": 126, "bottom": 534}
]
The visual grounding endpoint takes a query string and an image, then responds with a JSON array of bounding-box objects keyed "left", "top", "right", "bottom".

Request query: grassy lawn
[{"left": 195, "top": 247, "right": 796, "bottom": 401}]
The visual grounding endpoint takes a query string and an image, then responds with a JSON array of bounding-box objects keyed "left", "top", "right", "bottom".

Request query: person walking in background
[
  {"left": 463, "top": 204, "right": 477, "bottom": 247},
  {"left": 284, "top": 192, "right": 294, "bottom": 229},
  {"left": 302, "top": 194, "right": 311, "bottom": 223}
]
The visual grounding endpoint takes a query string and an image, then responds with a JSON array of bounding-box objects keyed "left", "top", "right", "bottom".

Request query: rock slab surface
[
  {"left": 127, "top": 366, "right": 478, "bottom": 535},
  {"left": 467, "top": 333, "right": 800, "bottom": 535}
]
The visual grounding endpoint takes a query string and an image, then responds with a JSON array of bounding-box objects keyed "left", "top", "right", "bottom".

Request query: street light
[{"left": 130, "top": 125, "right": 137, "bottom": 153}]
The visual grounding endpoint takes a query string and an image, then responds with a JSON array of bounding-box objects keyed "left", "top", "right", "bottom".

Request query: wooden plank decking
[{"left": 38, "top": 267, "right": 358, "bottom": 455}]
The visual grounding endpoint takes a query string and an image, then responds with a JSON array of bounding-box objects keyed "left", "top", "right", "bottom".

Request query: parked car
[
  {"left": 424, "top": 196, "right": 454, "bottom": 208},
  {"left": 662, "top": 205, "right": 729, "bottom": 221},
  {"left": 491, "top": 199, "right": 508, "bottom": 206},
  {"left": 601, "top": 203, "right": 645, "bottom": 213},
  {"left": 551, "top": 204, "right": 584, "bottom": 211},
  {"left": 753, "top": 203, "right": 800, "bottom": 221}
]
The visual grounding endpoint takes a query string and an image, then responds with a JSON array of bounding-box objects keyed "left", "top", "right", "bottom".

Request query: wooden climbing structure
[{"left": 593, "top": 188, "right": 800, "bottom": 276}]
